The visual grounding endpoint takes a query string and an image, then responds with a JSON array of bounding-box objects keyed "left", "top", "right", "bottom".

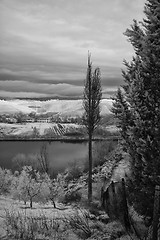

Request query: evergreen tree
[
  {"left": 112, "top": 0, "right": 160, "bottom": 218},
  {"left": 83, "top": 52, "right": 102, "bottom": 202}
]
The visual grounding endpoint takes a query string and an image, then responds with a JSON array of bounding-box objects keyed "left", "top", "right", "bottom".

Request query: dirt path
[{"left": 111, "top": 155, "right": 131, "bottom": 182}]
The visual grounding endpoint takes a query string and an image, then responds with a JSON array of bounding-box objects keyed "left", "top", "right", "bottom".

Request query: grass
[
  {"left": 67, "top": 208, "right": 92, "bottom": 239},
  {"left": 5, "top": 208, "right": 68, "bottom": 240},
  {"left": 0, "top": 195, "right": 137, "bottom": 240},
  {"left": 0, "top": 144, "right": 146, "bottom": 239},
  {"left": 0, "top": 196, "right": 68, "bottom": 239}
]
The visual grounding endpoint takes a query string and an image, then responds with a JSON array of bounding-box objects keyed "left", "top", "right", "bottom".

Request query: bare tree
[
  {"left": 83, "top": 52, "right": 102, "bottom": 202},
  {"left": 14, "top": 166, "right": 42, "bottom": 208},
  {"left": 38, "top": 143, "right": 49, "bottom": 174}
]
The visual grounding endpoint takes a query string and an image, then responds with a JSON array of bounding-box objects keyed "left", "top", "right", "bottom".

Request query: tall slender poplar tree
[{"left": 83, "top": 53, "right": 102, "bottom": 202}]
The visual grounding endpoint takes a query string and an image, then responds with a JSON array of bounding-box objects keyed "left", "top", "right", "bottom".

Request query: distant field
[
  {"left": 0, "top": 122, "right": 118, "bottom": 139},
  {"left": 0, "top": 122, "right": 82, "bottom": 138},
  {"left": 0, "top": 99, "right": 113, "bottom": 116},
  {"left": 0, "top": 99, "right": 116, "bottom": 139}
]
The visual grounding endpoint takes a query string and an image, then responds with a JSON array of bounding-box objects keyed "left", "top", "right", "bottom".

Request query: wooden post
[
  {"left": 111, "top": 181, "right": 118, "bottom": 219},
  {"left": 122, "top": 178, "right": 131, "bottom": 230},
  {"left": 152, "top": 185, "right": 160, "bottom": 240}
]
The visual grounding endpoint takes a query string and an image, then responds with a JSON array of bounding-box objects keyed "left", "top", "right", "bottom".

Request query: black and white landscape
[{"left": 1, "top": 0, "right": 158, "bottom": 239}]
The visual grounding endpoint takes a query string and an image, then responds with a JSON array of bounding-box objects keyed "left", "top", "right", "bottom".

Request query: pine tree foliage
[{"left": 112, "top": 0, "right": 160, "bottom": 217}]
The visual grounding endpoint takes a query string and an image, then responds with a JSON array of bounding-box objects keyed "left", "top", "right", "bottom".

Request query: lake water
[{"left": 0, "top": 141, "right": 88, "bottom": 175}]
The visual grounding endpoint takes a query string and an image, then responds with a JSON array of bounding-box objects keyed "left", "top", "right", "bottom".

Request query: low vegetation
[
  {"left": 5, "top": 208, "right": 69, "bottom": 240},
  {"left": 0, "top": 140, "right": 142, "bottom": 239},
  {"left": 4, "top": 206, "right": 128, "bottom": 240}
]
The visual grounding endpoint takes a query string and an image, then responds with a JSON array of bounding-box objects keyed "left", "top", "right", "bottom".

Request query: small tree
[
  {"left": 83, "top": 53, "right": 102, "bottom": 202},
  {"left": 32, "top": 127, "right": 40, "bottom": 138},
  {"left": 35, "top": 173, "right": 51, "bottom": 204},
  {"left": 0, "top": 168, "right": 12, "bottom": 194},
  {"left": 48, "top": 173, "right": 66, "bottom": 207},
  {"left": 15, "top": 112, "right": 25, "bottom": 123},
  {"left": 15, "top": 166, "right": 43, "bottom": 208},
  {"left": 64, "top": 161, "right": 82, "bottom": 182}
]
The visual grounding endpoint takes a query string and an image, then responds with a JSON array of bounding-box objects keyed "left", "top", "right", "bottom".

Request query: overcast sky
[{"left": 0, "top": 0, "right": 145, "bottom": 99}]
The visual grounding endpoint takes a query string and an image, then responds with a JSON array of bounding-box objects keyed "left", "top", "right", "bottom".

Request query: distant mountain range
[{"left": 0, "top": 99, "right": 113, "bottom": 117}]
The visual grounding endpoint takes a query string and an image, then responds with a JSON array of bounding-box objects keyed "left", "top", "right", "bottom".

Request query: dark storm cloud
[
  {"left": 0, "top": 0, "right": 145, "bottom": 98},
  {"left": 0, "top": 80, "right": 83, "bottom": 98}
]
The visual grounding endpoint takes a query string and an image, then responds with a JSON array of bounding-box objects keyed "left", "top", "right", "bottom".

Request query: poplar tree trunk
[{"left": 88, "top": 131, "right": 92, "bottom": 202}]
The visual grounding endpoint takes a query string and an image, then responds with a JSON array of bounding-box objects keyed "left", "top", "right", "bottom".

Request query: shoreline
[{"left": 0, "top": 136, "right": 120, "bottom": 142}]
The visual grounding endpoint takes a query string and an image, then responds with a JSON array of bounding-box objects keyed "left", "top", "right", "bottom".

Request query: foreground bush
[
  {"left": 83, "top": 140, "right": 118, "bottom": 172},
  {"left": 60, "top": 187, "right": 82, "bottom": 204},
  {"left": 4, "top": 205, "right": 133, "bottom": 240},
  {"left": 0, "top": 167, "right": 13, "bottom": 194},
  {"left": 67, "top": 209, "right": 92, "bottom": 239},
  {"left": 11, "top": 166, "right": 50, "bottom": 208},
  {"left": 5, "top": 209, "right": 68, "bottom": 240},
  {"left": 93, "top": 140, "right": 117, "bottom": 167},
  {"left": 64, "top": 161, "right": 83, "bottom": 182}
]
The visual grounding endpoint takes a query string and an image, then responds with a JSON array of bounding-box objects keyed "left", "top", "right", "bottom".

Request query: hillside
[
  {"left": 0, "top": 99, "right": 113, "bottom": 117},
  {"left": 0, "top": 145, "right": 142, "bottom": 240}
]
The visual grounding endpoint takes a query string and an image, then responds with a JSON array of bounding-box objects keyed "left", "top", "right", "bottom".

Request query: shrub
[
  {"left": 93, "top": 140, "right": 117, "bottom": 167},
  {"left": 5, "top": 209, "right": 37, "bottom": 240},
  {"left": 61, "top": 188, "right": 82, "bottom": 204},
  {"left": 32, "top": 127, "right": 40, "bottom": 138},
  {"left": 83, "top": 140, "right": 117, "bottom": 173},
  {"left": 67, "top": 209, "right": 92, "bottom": 239},
  {"left": 0, "top": 168, "right": 13, "bottom": 194},
  {"left": 88, "top": 200, "right": 102, "bottom": 216},
  {"left": 5, "top": 209, "right": 68, "bottom": 240},
  {"left": 64, "top": 161, "right": 83, "bottom": 182},
  {"left": 94, "top": 127, "right": 113, "bottom": 137},
  {"left": 11, "top": 166, "right": 51, "bottom": 208}
]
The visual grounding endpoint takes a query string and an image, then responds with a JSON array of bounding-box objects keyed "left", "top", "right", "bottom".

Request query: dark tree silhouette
[
  {"left": 83, "top": 53, "right": 102, "bottom": 202},
  {"left": 112, "top": 0, "right": 160, "bottom": 218}
]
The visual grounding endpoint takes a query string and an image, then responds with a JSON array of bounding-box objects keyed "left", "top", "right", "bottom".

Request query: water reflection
[{"left": 0, "top": 141, "right": 88, "bottom": 176}]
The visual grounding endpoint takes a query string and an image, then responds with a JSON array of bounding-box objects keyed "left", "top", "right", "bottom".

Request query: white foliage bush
[{"left": 0, "top": 167, "right": 13, "bottom": 194}]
